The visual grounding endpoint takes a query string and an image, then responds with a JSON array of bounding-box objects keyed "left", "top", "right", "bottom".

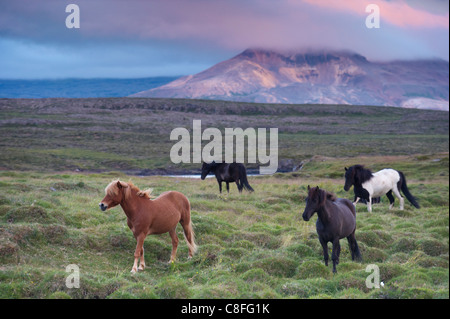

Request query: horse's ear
[
  {"left": 307, "top": 185, "right": 310, "bottom": 191},
  {"left": 116, "top": 181, "right": 128, "bottom": 189},
  {"left": 345, "top": 167, "right": 348, "bottom": 171}
]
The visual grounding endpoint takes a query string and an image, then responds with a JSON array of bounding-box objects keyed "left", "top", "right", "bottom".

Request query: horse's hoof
[{"left": 131, "top": 268, "right": 137, "bottom": 274}]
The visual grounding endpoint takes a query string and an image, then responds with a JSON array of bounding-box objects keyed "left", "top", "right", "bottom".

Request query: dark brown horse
[
  {"left": 302, "top": 186, "right": 361, "bottom": 273},
  {"left": 99, "top": 180, "right": 197, "bottom": 273},
  {"left": 201, "top": 162, "right": 254, "bottom": 193}
]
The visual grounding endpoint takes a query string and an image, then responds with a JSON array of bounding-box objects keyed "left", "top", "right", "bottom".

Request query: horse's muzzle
[
  {"left": 99, "top": 203, "right": 107, "bottom": 211},
  {"left": 302, "top": 212, "right": 310, "bottom": 221}
]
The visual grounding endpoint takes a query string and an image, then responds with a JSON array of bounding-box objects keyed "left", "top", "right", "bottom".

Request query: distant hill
[
  {"left": 131, "top": 49, "right": 449, "bottom": 111},
  {"left": 0, "top": 77, "right": 178, "bottom": 98}
]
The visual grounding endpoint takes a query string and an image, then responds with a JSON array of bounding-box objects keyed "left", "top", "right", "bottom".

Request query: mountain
[{"left": 130, "top": 48, "right": 449, "bottom": 110}]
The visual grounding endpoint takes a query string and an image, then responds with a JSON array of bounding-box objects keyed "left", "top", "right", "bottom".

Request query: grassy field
[
  {"left": 0, "top": 98, "right": 448, "bottom": 299},
  {"left": 0, "top": 154, "right": 448, "bottom": 299}
]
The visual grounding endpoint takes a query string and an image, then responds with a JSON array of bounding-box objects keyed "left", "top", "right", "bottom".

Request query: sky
[{"left": 0, "top": 0, "right": 448, "bottom": 79}]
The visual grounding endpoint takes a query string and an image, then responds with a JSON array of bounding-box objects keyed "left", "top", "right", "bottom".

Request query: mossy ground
[{"left": 0, "top": 154, "right": 448, "bottom": 299}]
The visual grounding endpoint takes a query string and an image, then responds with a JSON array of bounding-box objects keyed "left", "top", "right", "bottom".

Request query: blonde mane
[{"left": 105, "top": 180, "right": 155, "bottom": 200}]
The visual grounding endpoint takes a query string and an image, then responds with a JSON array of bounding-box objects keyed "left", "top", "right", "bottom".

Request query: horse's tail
[
  {"left": 182, "top": 200, "right": 198, "bottom": 256},
  {"left": 183, "top": 220, "right": 198, "bottom": 256},
  {"left": 398, "top": 171, "right": 420, "bottom": 208},
  {"left": 238, "top": 164, "right": 254, "bottom": 192},
  {"left": 353, "top": 240, "right": 362, "bottom": 261}
]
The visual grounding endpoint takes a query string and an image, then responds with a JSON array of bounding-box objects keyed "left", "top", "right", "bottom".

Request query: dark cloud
[{"left": 0, "top": 0, "right": 448, "bottom": 78}]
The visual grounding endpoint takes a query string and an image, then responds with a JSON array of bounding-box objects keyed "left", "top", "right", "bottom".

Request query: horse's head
[
  {"left": 201, "top": 161, "right": 214, "bottom": 180},
  {"left": 99, "top": 180, "right": 129, "bottom": 211},
  {"left": 302, "top": 185, "right": 324, "bottom": 221},
  {"left": 344, "top": 166, "right": 354, "bottom": 191}
]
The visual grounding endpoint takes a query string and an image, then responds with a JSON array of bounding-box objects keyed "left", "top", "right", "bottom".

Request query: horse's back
[
  {"left": 368, "top": 169, "right": 400, "bottom": 196},
  {"left": 373, "top": 168, "right": 399, "bottom": 180},
  {"left": 335, "top": 198, "right": 356, "bottom": 217},
  {"left": 334, "top": 198, "right": 357, "bottom": 234},
  {"left": 154, "top": 191, "right": 190, "bottom": 214}
]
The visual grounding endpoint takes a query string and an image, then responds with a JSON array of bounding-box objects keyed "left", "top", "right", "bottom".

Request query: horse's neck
[
  {"left": 357, "top": 169, "right": 373, "bottom": 185},
  {"left": 120, "top": 194, "right": 148, "bottom": 221},
  {"left": 354, "top": 182, "right": 364, "bottom": 190},
  {"left": 317, "top": 202, "right": 332, "bottom": 224},
  {"left": 212, "top": 164, "right": 225, "bottom": 175}
]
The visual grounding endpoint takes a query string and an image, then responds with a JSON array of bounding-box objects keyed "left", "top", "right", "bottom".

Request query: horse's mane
[
  {"left": 316, "top": 189, "right": 337, "bottom": 203},
  {"left": 309, "top": 186, "right": 337, "bottom": 203},
  {"left": 324, "top": 190, "right": 337, "bottom": 202},
  {"left": 105, "top": 180, "right": 155, "bottom": 200},
  {"left": 353, "top": 165, "right": 373, "bottom": 184}
]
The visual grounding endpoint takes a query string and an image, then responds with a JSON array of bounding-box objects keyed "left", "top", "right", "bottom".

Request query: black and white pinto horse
[{"left": 344, "top": 165, "right": 420, "bottom": 212}]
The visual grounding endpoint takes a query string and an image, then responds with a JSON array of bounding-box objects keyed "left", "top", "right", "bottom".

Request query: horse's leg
[
  {"left": 367, "top": 196, "right": 372, "bottom": 213},
  {"left": 138, "top": 245, "right": 145, "bottom": 271},
  {"left": 319, "top": 237, "right": 329, "bottom": 267},
  {"left": 132, "top": 234, "right": 146, "bottom": 273},
  {"left": 386, "top": 190, "right": 395, "bottom": 209},
  {"left": 168, "top": 227, "right": 179, "bottom": 263},
  {"left": 336, "top": 241, "right": 341, "bottom": 263},
  {"left": 236, "top": 180, "right": 243, "bottom": 193},
  {"left": 226, "top": 182, "right": 230, "bottom": 193},
  {"left": 353, "top": 197, "right": 360, "bottom": 206},
  {"left": 392, "top": 186, "right": 404, "bottom": 210},
  {"left": 217, "top": 180, "right": 222, "bottom": 193},
  {"left": 331, "top": 239, "right": 340, "bottom": 273}
]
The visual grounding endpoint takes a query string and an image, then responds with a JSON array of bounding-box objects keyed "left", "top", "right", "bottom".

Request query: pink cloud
[{"left": 302, "top": 0, "right": 449, "bottom": 28}]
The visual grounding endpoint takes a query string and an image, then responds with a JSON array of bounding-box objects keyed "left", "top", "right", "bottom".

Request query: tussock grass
[{"left": 0, "top": 153, "right": 448, "bottom": 299}]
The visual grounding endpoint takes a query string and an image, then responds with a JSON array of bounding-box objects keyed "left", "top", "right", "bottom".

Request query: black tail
[
  {"left": 238, "top": 164, "right": 254, "bottom": 192},
  {"left": 398, "top": 171, "right": 420, "bottom": 208},
  {"left": 348, "top": 234, "right": 362, "bottom": 262},
  {"left": 353, "top": 240, "right": 362, "bottom": 262}
]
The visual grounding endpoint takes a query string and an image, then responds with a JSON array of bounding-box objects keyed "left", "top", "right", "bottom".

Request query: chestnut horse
[{"left": 99, "top": 180, "right": 197, "bottom": 273}]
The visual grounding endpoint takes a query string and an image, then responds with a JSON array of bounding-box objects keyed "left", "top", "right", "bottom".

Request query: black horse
[
  {"left": 201, "top": 162, "right": 254, "bottom": 193},
  {"left": 302, "top": 186, "right": 362, "bottom": 273}
]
